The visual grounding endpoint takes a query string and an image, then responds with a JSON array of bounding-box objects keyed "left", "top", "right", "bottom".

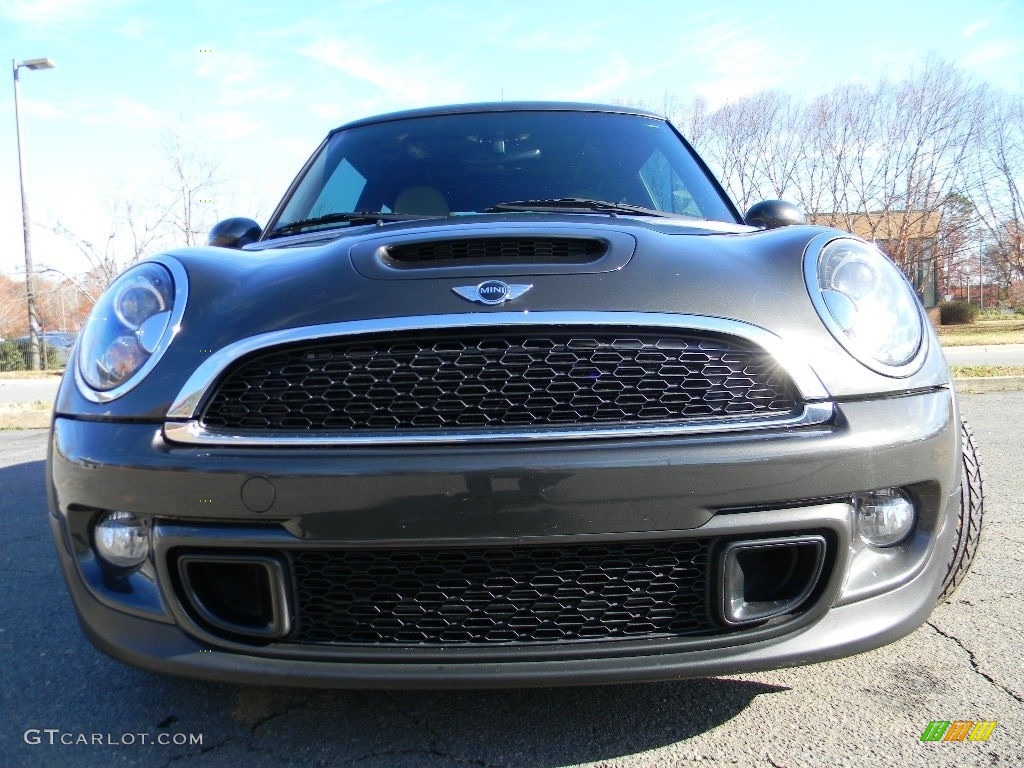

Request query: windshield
[{"left": 268, "top": 110, "right": 739, "bottom": 236}]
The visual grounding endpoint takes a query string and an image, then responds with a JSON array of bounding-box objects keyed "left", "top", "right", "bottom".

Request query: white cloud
[
  {"left": 568, "top": 54, "right": 632, "bottom": 101},
  {"left": 114, "top": 16, "right": 150, "bottom": 39},
  {"left": 311, "top": 102, "right": 347, "bottom": 124},
  {"left": 194, "top": 49, "right": 264, "bottom": 89},
  {"left": 194, "top": 110, "right": 259, "bottom": 141},
  {"left": 962, "top": 41, "right": 1015, "bottom": 68},
  {"left": 298, "top": 38, "right": 458, "bottom": 106},
  {"left": 495, "top": 26, "right": 601, "bottom": 54},
  {"left": 960, "top": 41, "right": 1021, "bottom": 90},
  {"left": 188, "top": 47, "right": 283, "bottom": 109},
  {"left": 963, "top": 18, "right": 992, "bottom": 37},
  {"left": 673, "top": 17, "right": 800, "bottom": 106},
  {"left": 19, "top": 99, "right": 62, "bottom": 120},
  {"left": 623, "top": 24, "right": 801, "bottom": 105},
  {"left": 0, "top": 0, "right": 121, "bottom": 24},
  {"left": 79, "top": 99, "right": 163, "bottom": 129}
]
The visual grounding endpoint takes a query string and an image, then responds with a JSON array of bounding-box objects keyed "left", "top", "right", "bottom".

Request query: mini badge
[{"left": 452, "top": 280, "right": 532, "bottom": 306}]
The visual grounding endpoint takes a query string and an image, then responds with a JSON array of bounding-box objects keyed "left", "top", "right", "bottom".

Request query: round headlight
[
  {"left": 76, "top": 260, "right": 187, "bottom": 400},
  {"left": 113, "top": 275, "right": 167, "bottom": 329},
  {"left": 807, "top": 237, "right": 924, "bottom": 375}
]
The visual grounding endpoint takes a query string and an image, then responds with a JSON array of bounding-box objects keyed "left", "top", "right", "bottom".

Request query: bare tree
[
  {"left": 42, "top": 131, "right": 224, "bottom": 302},
  {"left": 619, "top": 59, "right": 1015, "bottom": 304},
  {"left": 0, "top": 275, "right": 27, "bottom": 337},
  {"left": 971, "top": 92, "right": 1024, "bottom": 286},
  {"left": 663, "top": 96, "right": 713, "bottom": 151},
  {"left": 935, "top": 192, "right": 981, "bottom": 300},
  {"left": 162, "top": 132, "right": 223, "bottom": 247},
  {"left": 699, "top": 59, "right": 988, "bottom": 299},
  {"left": 45, "top": 195, "right": 172, "bottom": 305},
  {"left": 788, "top": 87, "right": 855, "bottom": 222},
  {"left": 695, "top": 91, "right": 801, "bottom": 213}
]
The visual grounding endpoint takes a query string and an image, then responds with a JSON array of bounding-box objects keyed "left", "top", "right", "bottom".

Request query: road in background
[
  {"left": 0, "top": 377, "right": 60, "bottom": 405},
  {"left": 0, "top": 345, "right": 1020, "bottom": 410},
  {"left": 942, "top": 344, "right": 1024, "bottom": 367}
]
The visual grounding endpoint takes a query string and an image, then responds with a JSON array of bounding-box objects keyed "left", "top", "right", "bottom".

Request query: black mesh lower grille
[
  {"left": 200, "top": 328, "right": 799, "bottom": 433},
  {"left": 291, "top": 540, "right": 712, "bottom": 645}
]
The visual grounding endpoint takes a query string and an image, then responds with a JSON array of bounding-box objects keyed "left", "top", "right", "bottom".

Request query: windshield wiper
[
  {"left": 485, "top": 198, "right": 676, "bottom": 217},
  {"left": 268, "top": 211, "right": 429, "bottom": 238}
]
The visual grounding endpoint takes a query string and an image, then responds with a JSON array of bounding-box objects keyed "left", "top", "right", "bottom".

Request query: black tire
[{"left": 939, "top": 418, "right": 985, "bottom": 601}]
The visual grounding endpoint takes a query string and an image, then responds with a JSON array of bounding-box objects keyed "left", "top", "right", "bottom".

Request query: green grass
[
  {"left": 950, "top": 365, "right": 1024, "bottom": 378},
  {"left": 0, "top": 369, "right": 64, "bottom": 379},
  {"left": 0, "top": 401, "right": 51, "bottom": 430},
  {"left": 936, "top": 316, "right": 1024, "bottom": 346}
]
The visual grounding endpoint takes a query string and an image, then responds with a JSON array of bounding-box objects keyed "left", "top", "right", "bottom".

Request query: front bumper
[{"left": 48, "top": 388, "right": 960, "bottom": 688}]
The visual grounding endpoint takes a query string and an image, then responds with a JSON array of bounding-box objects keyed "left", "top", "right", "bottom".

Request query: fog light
[
  {"left": 855, "top": 489, "right": 915, "bottom": 547},
  {"left": 94, "top": 511, "right": 149, "bottom": 568}
]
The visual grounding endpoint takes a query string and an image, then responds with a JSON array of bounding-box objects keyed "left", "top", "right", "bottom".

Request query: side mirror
[
  {"left": 208, "top": 217, "right": 262, "bottom": 249},
  {"left": 744, "top": 200, "right": 805, "bottom": 230}
]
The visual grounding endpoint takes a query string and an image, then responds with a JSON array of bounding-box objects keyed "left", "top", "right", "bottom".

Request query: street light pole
[{"left": 12, "top": 57, "right": 55, "bottom": 371}]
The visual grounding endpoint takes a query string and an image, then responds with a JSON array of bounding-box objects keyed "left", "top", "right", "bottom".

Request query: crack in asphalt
[
  {"left": 155, "top": 737, "right": 235, "bottom": 768},
  {"left": 0, "top": 567, "right": 54, "bottom": 576},
  {"left": 346, "top": 746, "right": 509, "bottom": 767},
  {"left": 237, "top": 692, "right": 317, "bottom": 732},
  {"left": 927, "top": 620, "right": 1024, "bottom": 704},
  {"left": 153, "top": 695, "right": 321, "bottom": 767},
  {"left": 378, "top": 692, "right": 509, "bottom": 768},
  {"left": 154, "top": 724, "right": 509, "bottom": 767},
  {"left": 0, "top": 531, "right": 51, "bottom": 550}
]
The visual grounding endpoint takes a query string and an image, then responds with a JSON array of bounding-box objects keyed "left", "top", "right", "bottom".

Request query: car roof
[{"left": 329, "top": 101, "right": 665, "bottom": 135}]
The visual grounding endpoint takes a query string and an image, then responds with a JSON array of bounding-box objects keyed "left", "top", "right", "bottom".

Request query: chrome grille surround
[{"left": 164, "top": 312, "right": 832, "bottom": 446}]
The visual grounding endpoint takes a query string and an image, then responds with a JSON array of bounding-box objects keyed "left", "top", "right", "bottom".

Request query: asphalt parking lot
[{"left": 0, "top": 392, "right": 1021, "bottom": 768}]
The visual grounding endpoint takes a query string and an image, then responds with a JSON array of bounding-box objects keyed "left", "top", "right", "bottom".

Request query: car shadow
[{"left": 129, "top": 674, "right": 790, "bottom": 766}]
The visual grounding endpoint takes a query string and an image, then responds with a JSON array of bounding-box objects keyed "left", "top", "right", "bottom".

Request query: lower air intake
[{"left": 291, "top": 539, "right": 713, "bottom": 645}]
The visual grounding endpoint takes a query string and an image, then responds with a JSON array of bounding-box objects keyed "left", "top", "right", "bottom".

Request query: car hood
[
  {"left": 56, "top": 214, "right": 950, "bottom": 419},
  {"left": 251, "top": 211, "right": 757, "bottom": 250}
]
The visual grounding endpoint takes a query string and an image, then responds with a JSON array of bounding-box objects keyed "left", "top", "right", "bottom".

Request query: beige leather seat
[{"left": 393, "top": 186, "right": 450, "bottom": 216}]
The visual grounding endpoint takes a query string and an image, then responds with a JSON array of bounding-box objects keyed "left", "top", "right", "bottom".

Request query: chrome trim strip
[
  {"left": 163, "top": 311, "right": 832, "bottom": 445},
  {"left": 164, "top": 402, "right": 834, "bottom": 446}
]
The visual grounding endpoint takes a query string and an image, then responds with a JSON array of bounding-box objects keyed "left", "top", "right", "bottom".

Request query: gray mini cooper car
[{"left": 48, "top": 102, "right": 983, "bottom": 688}]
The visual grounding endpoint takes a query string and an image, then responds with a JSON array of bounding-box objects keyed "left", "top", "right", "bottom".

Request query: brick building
[{"left": 810, "top": 210, "right": 942, "bottom": 308}]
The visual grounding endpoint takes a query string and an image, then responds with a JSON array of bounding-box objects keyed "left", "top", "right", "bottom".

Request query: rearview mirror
[
  {"left": 208, "top": 217, "right": 262, "bottom": 249},
  {"left": 744, "top": 200, "right": 805, "bottom": 230}
]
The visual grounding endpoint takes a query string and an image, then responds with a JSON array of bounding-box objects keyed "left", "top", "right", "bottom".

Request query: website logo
[{"left": 920, "top": 720, "right": 997, "bottom": 742}]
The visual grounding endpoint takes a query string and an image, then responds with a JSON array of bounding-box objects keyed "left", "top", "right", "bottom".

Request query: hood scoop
[
  {"left": 383, "top": 237, "right": 606, "bottom": 267},
  {"left": 350, "top": 224, "right": 636, "bottom": 279}
]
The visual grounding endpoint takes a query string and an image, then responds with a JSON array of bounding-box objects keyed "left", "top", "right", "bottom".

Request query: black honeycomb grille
[
  {"left": 383, "top": 237, "right": 606, "bottom": 266},
  {"left": 199, "top": 329, "right": 799, "bottom": 433},
  {"left": 292, "top": 540, "right": 712, "bottom": 645}
]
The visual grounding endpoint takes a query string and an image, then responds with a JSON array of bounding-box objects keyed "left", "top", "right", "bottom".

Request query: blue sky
[{"left": 1, "top": 0, "right": 1022, "bottom": 277}]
